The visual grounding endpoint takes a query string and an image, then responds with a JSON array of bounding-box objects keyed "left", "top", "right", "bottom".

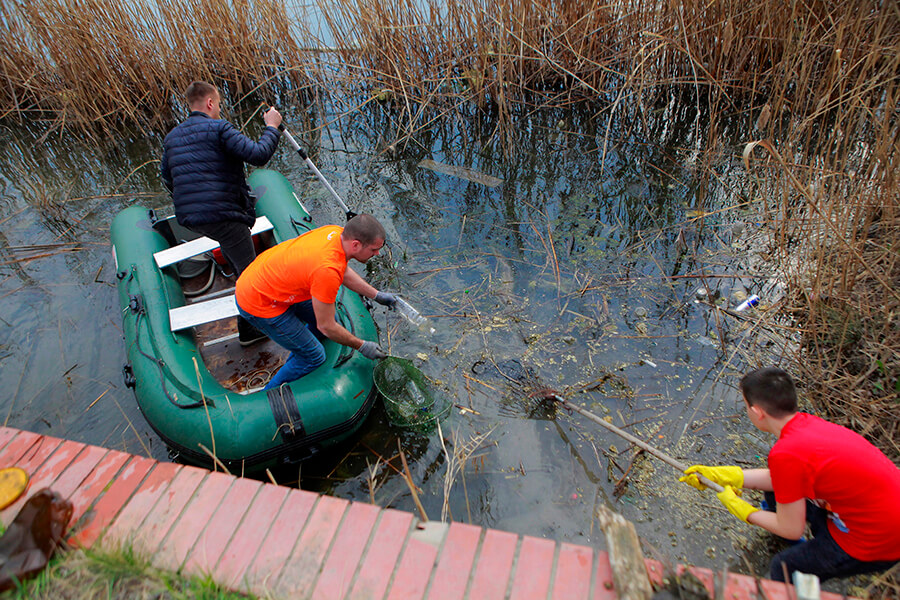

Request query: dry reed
[
  {"left": 0, "top": 0, "right": 312, "bottom": 133},
  {"left": 1, "top": 3, "right": 897, "bottom": 588}
]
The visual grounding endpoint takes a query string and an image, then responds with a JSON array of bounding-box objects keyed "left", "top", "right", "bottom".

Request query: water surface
[{"left": 0, "top": 99, "right": 784, "bottom": 572}]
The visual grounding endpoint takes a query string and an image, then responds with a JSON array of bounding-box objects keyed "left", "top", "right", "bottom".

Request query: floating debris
[{"left": 418, "top": 159, "right": 504, "bottom": 188}]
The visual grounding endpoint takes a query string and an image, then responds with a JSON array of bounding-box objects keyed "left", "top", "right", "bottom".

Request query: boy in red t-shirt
[{"left": 680, "top": 367, "right": 900, "bottom": 582}]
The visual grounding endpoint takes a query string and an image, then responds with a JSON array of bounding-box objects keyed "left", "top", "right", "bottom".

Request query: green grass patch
[{"left": 0, "top": 546, "right": 254, "bottom": 599}]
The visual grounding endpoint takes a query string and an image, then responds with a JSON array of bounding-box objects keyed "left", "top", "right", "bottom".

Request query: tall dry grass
[
  {"left": 0, "top": 0, "right": 312, "bottom": 134},
  {"left": 1, "top": 1, "right": 897, "bottom": 592},
  {"left": 326, "top": 0, "right": 900, "bottom": 471},
  {"left": 0, "top": 0, "right": 897, "bottom": 478}
]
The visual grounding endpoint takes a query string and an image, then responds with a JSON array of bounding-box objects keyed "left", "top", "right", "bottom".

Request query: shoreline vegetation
[
  {"left": 1, "top": 546, "right": 253, "bottom": 599},
  {"left": 0, "top": 0, "right": 896, "bottom": 594}
]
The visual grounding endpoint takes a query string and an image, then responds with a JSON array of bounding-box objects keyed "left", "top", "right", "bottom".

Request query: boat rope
[
  {"left": 267, "top": 386, "right": 305, "bottom": 443},
  {"left": 125, "top": 267, "right": 206, "bottom": 410}
]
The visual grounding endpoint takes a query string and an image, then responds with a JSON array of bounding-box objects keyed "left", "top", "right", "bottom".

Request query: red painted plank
[
  {"left": 592, "top": 551, "right": 618, "bottom": 600},
  {"left": 0, "top": 427, "right": 19, "bottom": 452},
  {"left": 213, "top": 483, "right": 291, "bottom": 589},
  {"left": 468, "top": 529, "right": 518, "bottom": 600},
  {"left": 71, "top": 455, "right": 156, "bottom": 548},
  {"left": 311, "top": 501, "right": 381, "bottom": 600},
  {"left": 759, "top": 579, "right": 792, "bottom": 600},
  {"left": 100, "top": 460, "right": 182, "bottom": 550},
  {"left": 644, "top": 558, "right": 665, "bottom": 586},
  {"left": 508, "top": 536, "right": 555, "bottom": 600},
  {"left": 8, "top": 435, "right": 63, "bottom": 480},
  {"left": 242, "top": 489, "right": 318, "bottom": 597},
  {"left": 127, "top": 465, "right": 208, "bottom": 555},
  {"left": 0, "top": 440, "right": 84, "bottom": 524},
  {"left": 723, "top": 572, "right": 758, "bottom": 600},
  {"left": 155, "top": 470, "right": 233, "bottom": 572},
  {"left": 183, "top": 477, "right": 263, "bottom": 577},
  {"left": 347, "top": 508, "right": 414, "bottom": 600},
  {"left": 385, "top": 521, "right": 447, "bottom": 600},
  {"left": 67, "top": 449, "right": 131, "bottom": 528},
  {"left": 0, "top": 430, "right": 43, "bottom": 466},
  {"left": 678, "top": 565, "right": 715, "bottom": 598},
  {"left": 759, "top": 579, "right": 850, "bottom": 600},
  {"left": 428, "top": 522, "right": 482, "bottom": 600},
  {"left": 51, "top": 445, "right": 109, "bottom": 500},
  {"left": 17, "top": 444, "right": 109, "bottom": 532},
  {"left": 274, "top": 494, "right": 350, "bottom": 597},
  {"left": 551, "top": 543, "right": 593, "bottom": 600}
]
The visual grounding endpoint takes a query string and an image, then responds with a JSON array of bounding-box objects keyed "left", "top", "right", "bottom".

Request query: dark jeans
[
  {"left": 189, "top": 221, "right": 260, "bottom": 339},
  {"left": 237, "top": 300, "right": 327, "bottom": 389},
  {"left": 187, "top": 220, "right": 255, "bottom": 276},
  {"left": 766, "top": 492, "right": 899, "bottom": 582}
]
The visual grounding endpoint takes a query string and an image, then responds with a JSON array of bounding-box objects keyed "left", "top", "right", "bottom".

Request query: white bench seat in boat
[
  {"left": 169, "top": 295, "right": 240, "bottom": 332},
  {"left": 153, "top": 216, "right": 273, "bottom": 269}
]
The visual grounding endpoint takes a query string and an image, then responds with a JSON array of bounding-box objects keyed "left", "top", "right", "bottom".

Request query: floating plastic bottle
[
  {"left": 396, "top": 298, "right": 436, "bottom": 333},
  {"left": 396, "top": 297, "right": 425, "bottom": 325},
  {"left": 735, "top": 294, "right": 760, "bottom": 311}
]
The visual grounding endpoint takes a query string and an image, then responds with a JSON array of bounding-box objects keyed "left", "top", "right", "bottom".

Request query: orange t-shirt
[{"left": 235, "top": 225, "right": 347, "bottom": 318}]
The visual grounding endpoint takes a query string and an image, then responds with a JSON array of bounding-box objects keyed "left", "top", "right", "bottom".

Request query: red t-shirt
[
  {"left": 235, "top": 225, "right": 347, "bottom": 318},
  {"left": 769, "top": 412, "right": 900, "bottom": 561}
]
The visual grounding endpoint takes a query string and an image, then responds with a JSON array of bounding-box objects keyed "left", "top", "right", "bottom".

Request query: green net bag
[{"left": 373, "top": 357, "right": 450, "bottom": 431}]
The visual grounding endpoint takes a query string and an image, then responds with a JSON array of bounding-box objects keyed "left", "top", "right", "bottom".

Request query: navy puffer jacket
[{"left": 160, "top": 111, "right": 281, "bottom": 227}]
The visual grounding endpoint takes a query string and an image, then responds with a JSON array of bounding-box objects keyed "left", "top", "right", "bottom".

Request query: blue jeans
[
  {"left": 767, "top": 493, "right": 898, "bottom": 582},
  {"left": 237, "top": 301, "right": 326, "bottom": 390}
]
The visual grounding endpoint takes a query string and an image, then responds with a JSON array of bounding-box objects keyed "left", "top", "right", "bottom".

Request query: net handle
[{"left": 550, "top": 394, "right": 725, "bottom": 493}]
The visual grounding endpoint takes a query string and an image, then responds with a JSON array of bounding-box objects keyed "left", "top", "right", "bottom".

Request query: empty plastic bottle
[
  {"left": 396, "top": 297, "right": 426, "bottom": 326},
  {"left": 396, "top": 298, "right": 435, "bottom": 333},
  {"left": 735, "top": 294, "right": 760, "bottom": 311}
]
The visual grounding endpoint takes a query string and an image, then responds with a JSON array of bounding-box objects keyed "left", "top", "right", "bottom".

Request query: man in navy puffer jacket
[{"left": 161, "top": 80, "right": 282, "bottom": 346}]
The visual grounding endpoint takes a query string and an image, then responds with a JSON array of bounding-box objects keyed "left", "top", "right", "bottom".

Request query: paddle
[{"left": 277, "top": 124, "right": 357, "bottom": 221}]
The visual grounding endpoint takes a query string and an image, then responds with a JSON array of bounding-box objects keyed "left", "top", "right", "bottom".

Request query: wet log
[{"left": 596, "top": 505, "right": 652, "bottom": 600}]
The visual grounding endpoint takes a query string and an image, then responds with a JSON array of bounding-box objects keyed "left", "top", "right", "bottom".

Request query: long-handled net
[{"left": 484, "top": 358, "right": 723, "bottom": 492}]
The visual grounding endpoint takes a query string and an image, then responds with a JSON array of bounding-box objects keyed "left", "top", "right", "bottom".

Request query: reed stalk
[{"left": 1, "top": 4, "right": 896, "bottom": 586}]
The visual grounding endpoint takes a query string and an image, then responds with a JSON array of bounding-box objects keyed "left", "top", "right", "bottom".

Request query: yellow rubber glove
[
  {"left": 679, "top": 464, "right": 744, "bottom": 491},
  {"left": 717, "top": 485, "right": 758, "bottom": 523}
]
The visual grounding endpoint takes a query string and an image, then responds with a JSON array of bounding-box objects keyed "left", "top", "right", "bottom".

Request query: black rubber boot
[{"left": 238, "top": 316, "right": 267, "bottom": 347}]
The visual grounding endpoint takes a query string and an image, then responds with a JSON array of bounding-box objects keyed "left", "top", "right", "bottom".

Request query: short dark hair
[
  {"left": 740, "top": 367, "right": 798, "bottom": 418},
  {"left": 343, "top": 214, "right": 385, "bottom": 246},
  {"left": 185, "top": 81, "right": 218, "bottom": 108}
]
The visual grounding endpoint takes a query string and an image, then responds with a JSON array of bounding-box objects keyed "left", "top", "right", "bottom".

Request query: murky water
[{"left": 0, "top": 99, "right": 787, "bottom": 573}]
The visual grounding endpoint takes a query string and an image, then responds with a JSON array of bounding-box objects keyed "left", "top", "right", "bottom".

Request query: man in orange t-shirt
[{"left": 235, "top": 214, "right": 397, "bottom": 389}]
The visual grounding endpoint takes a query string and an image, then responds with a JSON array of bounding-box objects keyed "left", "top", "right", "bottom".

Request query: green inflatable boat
[{"left": 111, "top": 169, "right": 378, "bottom": 474}]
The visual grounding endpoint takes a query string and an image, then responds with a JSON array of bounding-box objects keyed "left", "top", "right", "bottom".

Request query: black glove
[
  {"left": 359, "top": 341, "right": 387, "bottom": 360},
  {"left": 374, "top": 291, "right": 398, "bottom": 309}
]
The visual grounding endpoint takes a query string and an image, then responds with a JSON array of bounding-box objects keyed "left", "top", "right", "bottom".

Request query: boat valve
[
  {"left": 128, "top": 294, "right": 144, "bottom": 315},
  {"left": 122, "top": 364, "right": 136, "bottom": 389}
]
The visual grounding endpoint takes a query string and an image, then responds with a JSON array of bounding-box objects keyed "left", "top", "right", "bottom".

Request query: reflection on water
[{"left": 0, "top": 98, "right": 778, "bottom": 571}]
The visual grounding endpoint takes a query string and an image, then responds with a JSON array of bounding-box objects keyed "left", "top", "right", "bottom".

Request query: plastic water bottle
[
  {"left": 396, "top": 298, "right": 435, "bottom": 333},
  {"left": 735, "top": 294, "right": 760, "bottom": 311},
  {"left": 396, "top": 298, "right": 425, "bottom": 326}
]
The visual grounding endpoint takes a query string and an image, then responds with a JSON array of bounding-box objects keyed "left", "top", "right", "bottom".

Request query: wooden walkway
[{"left": 0, "top": 426, "right": 842, "bottom": 600}]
